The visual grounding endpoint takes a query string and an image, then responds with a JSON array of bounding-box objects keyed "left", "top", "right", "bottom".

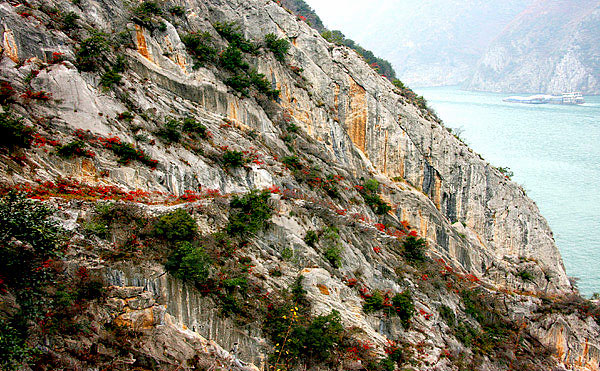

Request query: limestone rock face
[{"left": 1, "top": 0, "right": 598, "bottom": 370}]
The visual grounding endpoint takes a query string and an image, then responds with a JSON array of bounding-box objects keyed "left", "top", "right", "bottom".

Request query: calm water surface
[{"left": 416, "top": 87, "right": 600, "bottom": 296}]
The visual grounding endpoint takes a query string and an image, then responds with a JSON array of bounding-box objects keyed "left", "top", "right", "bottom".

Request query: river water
[{"left": 415, "top": 86, "right": 600, "bottom": 296}]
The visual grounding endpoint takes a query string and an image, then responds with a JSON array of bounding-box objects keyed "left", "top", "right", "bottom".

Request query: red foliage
[
  {"left": 374, "top": 223, "right": 386, "bottom": 232},
  {"left": 21, "top": 89, "right": 51, "bottom": 101},
  {"left": 373, "top": 246, "right": 381, "bottom": 254}
]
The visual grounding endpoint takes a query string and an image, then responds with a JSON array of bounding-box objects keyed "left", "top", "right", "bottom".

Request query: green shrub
[
  {"left": 222, "top": 150, "right": 247, "bottom": 168},
  {"left": 169, "top": 6, "right": 185, "bottom": 16},
  {"left": 155, "top": 208, "right": 197, "bottom": 241},
  {"left": 439, "top": 304, "right": 456, "bottom": 327},
  {"left": 182, "top": 118, "right": 208, "bottom": 138},
  {"left": 282, "top": 155, "right": 302, "bottom": 170},
  {"left": 61, "top": 11, "right": 79, "bottom": 30},
  {"left": 220, "top": 46, "right": 249, "bottom": 71},
  {"left": 156, "top": 119, "right": 182, "bottom": 143},
  {"left": 82, "top": 221, "right": 108, "bottom": 239},
  {"left": 392, "top": 291, "right": 414, "bottom": 328},
  {"left": 226, "top": 190, "right": 273, "bottom": 236},
  {"left": 0, "top": 319, "right": 33, "bottom": 370},
  {"left": 359, "top": 179, "right": 391, "bottom": 215},
  {"left": 225, "top": 74, "right": 251, "bottom": 96},
  {"left": 264, "top": 307, "right": 343, "bottom": 367},
  {"left": 321, "top": 227, "right": 343, "bottom": 268},
  {"left": 117, "top": 111, "right": 134, "bottom": 122},
  {"left": 304, "top": 230, "right": 319, "bottom": 246},
  {"left": 0, "top": 192, "right": 63, "bottom": 280},
  {"left": 214, "top": 22, "right": 257, "bottom": 53},
  {"left": 100, "top": 69, "right": 122, "bottom": 88},
  {"left": 0, "top": 112, "right": 33, "bottom": 149},
  {"left": 324, "top": 246, "right": 342, "bottom": 268},
  {"left": 264, "top": 33, "right": 290, "bottom": 62},
  {"left": 379, "top": 357, "right": 395, "bottom": 371},
  {"left": 181, "top": 32, "right": 216, "bottom": 68},
  {"left": 132, "top": 1, "right": 163, "bottom": 27},
  {"left": 517, "top": 270, "right": 534, "bottom": 281},
  {"left": 105, "top": 138, "right": 157, "bottom": 167},
  {"left": 222, "top": 277, "right": 248, "bottom": 294},
  {"left": 76, "top": 32, "right": 109, "bottom": 71},
  {"left": 249, "top": 69, "right": 278, "bottom": 98},
  {"left": 363, "top": 291, "right": 384, "bottom": 313},
  {"left": 165, "top": 241, "right": 211, "bottom": 284},
  {"left": 56, "top": 140, "right": 92, "bottom": 158},
  {"left": 402, "top": 236, "right": 426, "bottom": 264}
]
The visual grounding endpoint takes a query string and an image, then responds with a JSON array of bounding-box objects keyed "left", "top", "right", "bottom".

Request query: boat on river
[{"left": 503, "top": 92, "right": 585, "bottom": 105}]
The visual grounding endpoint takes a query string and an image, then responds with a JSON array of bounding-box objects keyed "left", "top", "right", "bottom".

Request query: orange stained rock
[
  {"left": 2, "top": 29, "right": 19, "bottom": 63},
  {"left": 345, "top": 78, "right": 367, "bottom": 155},
  {"left": 135, "top": 25, "right": 152, "bottom": 62},
  {"left": 317, "top": 284, "right": 330, "bottom": 295},
  {"left": 433, "top": 175, "right": 442, "bottom": 210}
]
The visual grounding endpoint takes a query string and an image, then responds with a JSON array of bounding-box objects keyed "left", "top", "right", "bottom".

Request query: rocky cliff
[
  {"left": 467, "top": 0, "right": 600, "bottom": 94},
  {"left": 1, "top": 0, "right": 599, "bottom": 370}
]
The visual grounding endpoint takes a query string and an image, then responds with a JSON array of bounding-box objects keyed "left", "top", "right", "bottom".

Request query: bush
[
  {"left": 182, "top": 118, "right": 208, "bottom": 138},
  {"left": 222, "top": 150, "right": 247, "bottom": 168},
  {"left": 517, "top": 269, "right": 534, "bottom": 281},
  {"left": 220, "top": 46, "right": 249, "bottom": 71},
  {"left": 0, "top": 81, "right": 15, "bottom": 104},
  {"left": 321, "top": 227, "right": 343, "bottom": 268},
  {"left": 76, "top": 32, "right": 109, "bottom": 71},
  {"left": 324, "top": 246, "right": 342, "bottom": 268},
  {"left": 392, "top": 291, "right": 414, "bottom": 328},
  {"left": 56, "top": 140, "right": 93, "bottom": 158},
  {"left": 359, "top": 179, "right": 391, "bottom": 215},
  {"left": 363, "top": 291, "right": 385, "bottom": 313},
  {"left": 0, "top": 319, "right": 33, "bottom": 370},
  {"left": 100, "top": 69, "right": 122, "bottom": 88},
  {"left": 226, "top": 190, "right": 273, "bottom": 236},
  {"left": 225, "top": 74, "right": 251, "bottom": 96},
  {"left": 132, "top": 1, "right": 163, "bottom": 27},
  {"left": 264, "top": 33, "right": 290, "bottom": 62},
  {"left": 165, "top": 241, "right": 211, "bottom": 285},
  {"left": 282, "top": 155, "right": 302, "bottom": 169},
  {"left": 402, "top": 236, "right": 426, "bottom": 264},
  {"left": 181, "top": 32, "right": 216, "bottom": 68},
  {"left": 0, "top": 192, "right": 63, "bottom": 282},
  {"left": 249, "top": 69, "right": 278, "bottom": 99},
  {"left": 169, "top": 6, "right": 185, "bottom": 16},
  {"left": 61, "top": 11, "right": 79, "bottom": 30},
  {"left": 156, "top": 119, "right": 182, "bottom": 143},
  {"left": 304, "top": 230, "right": 319, "bottom": 246},
  {"left": 214, "top": 22, "right": 257, "bottom": 53},
  {"left": 154, "top": 208, "right": 197, "bottom": 241},
  {"left": 102, "top": 137, "right": 157, "bottom": 167},
  {"left": 264, "top": 307, "right": 344, "bottom": 367},
  {"left": 0, "top": 112, "right": 34, "bottom": 149},
  {"left": 439, "top": 304, "right": 456, "bottom": 327}
]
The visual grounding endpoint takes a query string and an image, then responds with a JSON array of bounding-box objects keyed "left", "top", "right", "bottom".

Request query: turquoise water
[{"left": 415, "top": 87, "right": 600, "bottom": 296}]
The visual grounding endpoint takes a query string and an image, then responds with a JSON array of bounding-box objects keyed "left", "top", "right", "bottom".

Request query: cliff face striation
[
  {"left": 467, "top": 0, "right": 600, "bottom": 94},
  {"left": 1, "top": 0, "right": 599, "bottom": 370}
]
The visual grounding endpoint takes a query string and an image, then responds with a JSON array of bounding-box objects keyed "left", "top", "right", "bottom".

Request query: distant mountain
[
  {"left": 302, "top": 0, "right": 533, "bottom": 87},
  {"left": 467, "top": 0, "right": 600, "bottom": 94}
]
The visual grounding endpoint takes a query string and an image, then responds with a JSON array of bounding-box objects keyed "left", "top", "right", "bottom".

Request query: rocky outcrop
[
  {"left": 1, "top": 0, "right": 598, "bottom": 370},
  {"left": 467, "top": 0, "right": 600, "bottom": 94}
]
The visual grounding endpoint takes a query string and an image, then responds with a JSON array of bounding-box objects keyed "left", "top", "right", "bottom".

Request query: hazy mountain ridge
[
  {"left": 467, "top": 0, "right": 600, "bottom": 94},
  {"left": 304, "top": 0, "right": 533, "bottom": 87}
]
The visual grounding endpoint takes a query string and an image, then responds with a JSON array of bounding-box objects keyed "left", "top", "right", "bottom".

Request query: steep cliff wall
[{"left": 1, "top": 0, "right": 598, "bottom": 370}]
